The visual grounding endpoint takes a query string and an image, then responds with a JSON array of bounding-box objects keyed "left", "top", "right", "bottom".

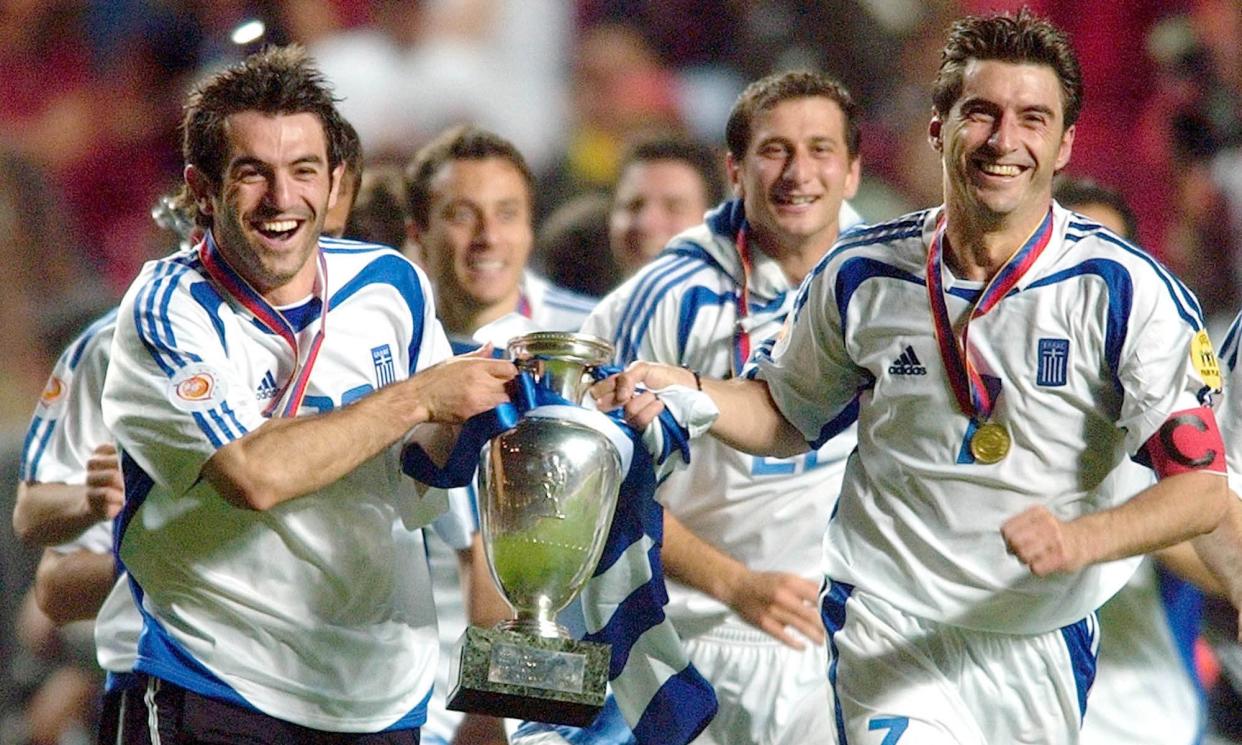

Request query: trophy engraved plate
[
  {"left": 488, "top": 643, "right": 587, "bottom": 692},
  {"left": 447, "top": 332, "right": 624, "bottom": 726}
]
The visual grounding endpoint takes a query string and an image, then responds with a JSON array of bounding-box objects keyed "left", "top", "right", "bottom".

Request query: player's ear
[
  {"left": 185, "top": 165, "right": 215, "bottom": 217},
  {"left": 725, "top": 152, "right": 743, "bottom": 199},
  {"left": 928, "top": 114, "right": 944, "bottom": 153}
]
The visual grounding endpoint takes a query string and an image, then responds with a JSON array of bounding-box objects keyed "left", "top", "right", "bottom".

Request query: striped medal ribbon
[
  {"left": 198, "top": 236, "right": 330, "bottom": 418},
  {"left": 924, "top": 208, "right": 1054, "bottom": 463}
]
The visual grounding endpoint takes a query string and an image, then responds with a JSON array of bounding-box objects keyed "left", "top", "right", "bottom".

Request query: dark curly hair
[
  {"left": 181, "top": 45, "right": 350, "bottom": 226},
  {"left": 933, "top": 9, "right": 1083, "bottom": 128}
]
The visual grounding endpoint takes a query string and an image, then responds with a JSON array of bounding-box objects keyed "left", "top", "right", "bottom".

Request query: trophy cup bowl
[{"left": 446, "top": 332, "right": 624, "bottom": 726}]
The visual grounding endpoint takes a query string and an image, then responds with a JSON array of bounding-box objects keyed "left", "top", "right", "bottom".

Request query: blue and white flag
[{"left": 404, "top": 371, "right": 718, "bottom": 744}]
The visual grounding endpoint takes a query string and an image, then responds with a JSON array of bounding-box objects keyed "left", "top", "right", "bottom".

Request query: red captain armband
[{"left": 1141, "top": 406, "right": 1227, "bottom": 479}]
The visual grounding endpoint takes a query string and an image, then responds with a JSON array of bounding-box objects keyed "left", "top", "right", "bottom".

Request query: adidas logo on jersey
[
  {"left": 256, "top": 370, "right": 278, "bottom": 400},
  {"left": 888, "top": 345, "right": 927, "bottom": 376}
]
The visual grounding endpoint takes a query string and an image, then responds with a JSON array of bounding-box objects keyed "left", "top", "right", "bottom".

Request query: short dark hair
[
  {"left": 404, "top": 125, "right": 535, "bottom": 230},
  {"left": 181, "top": 45, "right": 349, "bottom": 226},
  {"left": 1053, "top": 177, "right": 1138, "bottom": 241},
  {"left": 724, "top": 71, "right": 861, "bottom": 160},
  {"left": 617, "top": 135, "right": 726, "bottom": 208},
  {"left": 933, "top": 10, "right": 1083, "bottom": 127},
  {"left": 339, "top": 117, "right": 364, "bottom": 199},
  {"left": 344, "top": 164, "right": 408, "bottom": 250}
]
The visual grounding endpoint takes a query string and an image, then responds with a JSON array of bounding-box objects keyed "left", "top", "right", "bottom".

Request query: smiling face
[
  {"left": 188, "top": 110, "right": 340, "bottom": 305},
  {"left": 727, "top": 96, "right": 860, "bottom": 258},
  {"left": 931, "top": 59, "right": 1074, "bottom": 232},
  {"left": 609, "top": 158, "right": 712, "bottom": 275},
  {"left": 414, "top": 156, "right": 533, "bottom": 333}
]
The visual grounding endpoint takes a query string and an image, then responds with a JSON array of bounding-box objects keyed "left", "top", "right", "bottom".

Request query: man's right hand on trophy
[
  {"left": 591, "top": 361, "right": 696, "bottom": 428},
  {"left": 592, "top": 362, "right": 719, "bottom": 476},
  {"left": 408, "top": 344, "right": 517, "bottom": 425}
]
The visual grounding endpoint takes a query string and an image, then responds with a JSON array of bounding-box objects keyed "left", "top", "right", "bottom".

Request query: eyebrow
[
  {"left": 229, "top": 154, "right": 326, "bottom": 170},
  {"left": 960, "top": 97, "right": 1057, "bottom": 118}
]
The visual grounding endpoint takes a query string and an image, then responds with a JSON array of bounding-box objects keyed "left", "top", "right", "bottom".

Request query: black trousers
[
  {"left": 99, "top": 681, "right": 151, "bottom": 745},
  {"left": 122, "top": 677, "right": 421, "bottom": 745}
]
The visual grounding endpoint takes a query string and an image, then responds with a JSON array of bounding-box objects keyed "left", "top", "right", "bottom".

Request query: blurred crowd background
[{"left": 4, "top": 0, "right": 1242, "bottom": 743}]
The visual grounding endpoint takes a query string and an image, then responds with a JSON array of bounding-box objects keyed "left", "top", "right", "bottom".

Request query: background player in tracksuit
[{"left": 576, "top": 70, "right": 864, "bottom": 745}]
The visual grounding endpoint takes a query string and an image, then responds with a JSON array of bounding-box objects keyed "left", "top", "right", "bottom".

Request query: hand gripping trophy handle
[{"left": 447, "top": 332, "right": 626, "bottom": 726}]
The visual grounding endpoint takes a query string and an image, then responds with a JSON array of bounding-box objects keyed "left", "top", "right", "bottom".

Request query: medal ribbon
[
  {"left": 198, "top": 235, "right": 330, "bottom": 417},
  {"left": 925, "top": 208, "right": 1053, "bottom": 420},
  {"left": 731, "top": 226, "right": 754, "bottom": 377}
]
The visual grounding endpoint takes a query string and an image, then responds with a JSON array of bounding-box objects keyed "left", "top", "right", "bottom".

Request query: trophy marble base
[{"left": 445, "top": 626, "right": 610, "bottom": 727}]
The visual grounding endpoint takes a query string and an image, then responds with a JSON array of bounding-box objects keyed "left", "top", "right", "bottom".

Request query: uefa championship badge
[{"left": 446, "top": 332, "right": 624, "bottom": 726}]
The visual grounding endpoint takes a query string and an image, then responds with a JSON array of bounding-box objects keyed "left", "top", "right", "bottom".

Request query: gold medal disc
[{"left": 970, "top": 421, "right": 1011, "bottom": 464}]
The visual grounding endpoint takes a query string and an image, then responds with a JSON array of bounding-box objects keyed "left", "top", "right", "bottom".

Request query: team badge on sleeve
[
  {"left": 38, "top": 375, "right": 67, "bottom": 412},
  {"left": 1191, "top": 330, "right": 1222, "bottom": 392},
  {"left": 167, "top": 363, "right": 228, "bottom": 413}
]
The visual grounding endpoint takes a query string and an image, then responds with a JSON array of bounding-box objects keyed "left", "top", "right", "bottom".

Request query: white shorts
[
  {"left": 821, "top": 580, "right": 1098, "bottom": 745},
  {"left": 683, "top": 618, "right": 834, "bottom": 745}
]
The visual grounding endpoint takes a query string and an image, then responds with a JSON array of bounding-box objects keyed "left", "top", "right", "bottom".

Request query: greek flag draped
[{"left": 403, "top": 369, "right": 717, "bottom": 744}]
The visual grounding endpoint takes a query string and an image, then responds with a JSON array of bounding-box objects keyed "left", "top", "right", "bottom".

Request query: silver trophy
[{"left": 446, "top": 332, "right": 628, "bottom": 726}]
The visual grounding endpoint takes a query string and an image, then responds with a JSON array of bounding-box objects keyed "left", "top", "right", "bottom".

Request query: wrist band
[{"left": 683, "top": 366, "right": 703, "bottom": 391}]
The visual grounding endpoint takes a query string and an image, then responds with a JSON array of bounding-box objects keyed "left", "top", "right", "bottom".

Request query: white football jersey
[
  {"left": 581, "top": 198, "right": 862, "bottom": 628},
  {"left": 1216, "top": 311, "right": 1242, "bottom": 495},
  {"left": 21, "top": 310, "right": 116, "bottom": 485},
  {"left": 755, "top": 202, "right": 1218, "bottom": 633},
  {"left": 103, "top": 235, "right": 462, "bottom": 732},
  {"left": 22, "top": 311, "right": 145, "bottom": 678}
]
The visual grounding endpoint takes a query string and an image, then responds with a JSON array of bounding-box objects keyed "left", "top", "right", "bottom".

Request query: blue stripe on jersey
[
  {"left": 1026, "top": 259, "right": 1132, "bottom": 395},
  {"left": 1068, "top": 223, "right": 1203, "bottom": 323},
  {"left": 1156, "top": 566, "right": 1207, "bottom": 701},
  {"left": 1222, "top": 312, "right": 1242, "bottom": 372},
  {"left": 830, "top": 214, "right": 927, "bottom": 253},
  {"left": 115, "top": 452, "right": 154, "bottom": 575},
  {"left": 328, "top": 254, "right": 427, "bottom": 373},
  {"left": 666, "top": 238, "right": 730, "bottom": 276},
  {"left": 1058, "top": 613, "right": 1099, "bottom": 723},
  {"left": 614, "top": 256, "right": 704, "bottom": 364},
  {"left": 191, "top": 412, "right": 225, "bottom": 449},
  {"left": 833, "top": 257, "right": 925, "bottom": 336},
  {"left": 677, "top": 286, "right": 732, "bottom": 362},
  {"left": 811, "top": 396, "right": 861, "bottom": 451},
  {"left": 137, "top": 612, "right": 262, "bottom": 712},
  {"left": 135, "top": 262, "right": 198, "bottom": 376},
  {"left": 621, "top": 261, "right": 707, "bottom": 364},
  {"left": 381, "top": 687, "right": 430, "bottom": 730},
  {"left": 279, "top": 296, "right": 323, "bottom": 332},
  {"left": 1066, "top": 226, "right": 1202, "bottom": 329},
  {"left": 320, "top": 237, "right": 393, "bottom": 253},
  {"left": 158, "top": 265, "right": 201, "bottom": 365},
  {"left": 189, "top": 281, "right": 229, "bottom": 354},
  {"left": 19, "top": 415, "right": 55, "bottom": 482},
  {"left": 612, "top": 254, "right": 696, "bottom": 355},
  {"left": 791, "top": 222, "right": 925, "bottom": 325},
  {"left": 114, "top": 451, "right": 265, "bottom": 712},
  {"left": 67, "top": 308, "right": 119, "bottom": 370},
  {"left": 821, "top": 579, "right": 855, "bottom": 745}
]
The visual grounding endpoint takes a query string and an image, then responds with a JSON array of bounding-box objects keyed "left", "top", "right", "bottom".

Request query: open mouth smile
[{"left": 254, "top": 218, "right": 303, "bottom": 242}]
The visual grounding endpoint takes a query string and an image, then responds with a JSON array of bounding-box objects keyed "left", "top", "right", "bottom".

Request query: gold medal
[{"left": 970, "top": 421, "right": 1011, "bottom": 464}]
